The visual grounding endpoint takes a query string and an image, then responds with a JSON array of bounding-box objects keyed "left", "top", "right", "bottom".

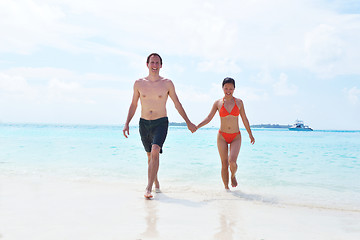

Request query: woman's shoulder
[
  {"left": 234, "top": 97, "right": 244, "bottom": 106},
  {"left": 211, "top": 98, "right": 222, "bottom": 109},
  {"left": 214, "top": 98, "right": 223, "bottom": 104}
]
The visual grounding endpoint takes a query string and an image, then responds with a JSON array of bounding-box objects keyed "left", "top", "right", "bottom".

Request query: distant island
[
  {"left": 170, "top": 122, "right": 291, "bottom": 129},
  {"left": 251, "top": 124, "right": 291, "bottom": 128},
  {"left": 169, "top": 122, "right": 187, "bottom": 126}
]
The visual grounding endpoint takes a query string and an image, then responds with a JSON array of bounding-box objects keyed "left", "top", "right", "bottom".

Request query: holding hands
[{"left": 187, "top": 122, "right": 197, "bottom": 133}]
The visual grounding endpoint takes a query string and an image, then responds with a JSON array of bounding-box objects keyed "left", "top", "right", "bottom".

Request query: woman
[{"left": 197, "top": 77, "right": 255, "bottom": 190}]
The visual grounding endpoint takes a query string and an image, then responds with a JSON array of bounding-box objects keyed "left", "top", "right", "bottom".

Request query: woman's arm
[
  {"left": 239, "top": 100, "right": 255, "bottom": 144},
  {"left": 197, "top": 101, "right": 218, "bottom": 129}
]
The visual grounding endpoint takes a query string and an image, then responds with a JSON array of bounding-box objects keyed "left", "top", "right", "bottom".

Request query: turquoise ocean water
[{"left": 1, "top": 123, "right": 359, "bottom": 211}]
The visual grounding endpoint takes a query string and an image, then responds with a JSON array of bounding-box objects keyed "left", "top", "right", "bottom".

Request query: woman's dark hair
[
  {"left": 222, "top": 77, "right": 235, "bottom": 88},
  {"left": 146, "top": 53, "right": 162, "bottom": 65}
]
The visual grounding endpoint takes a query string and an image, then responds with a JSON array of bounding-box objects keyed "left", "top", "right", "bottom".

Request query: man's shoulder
[
  {"left": 136, "top": 77, "right": 171, "bottom": 83},
  {"left": 156, "top": 77, "right": 173, "bottom": 89},
  {"left": 134, "top": 78, "right": 148, "bottom": 88},
  {"left": 161, "top": 77, "right": 173, "bottom": 84},
  {"left": 134, "top": 77, "right": 173, "bottom": 89},
  {"left": 135, "top": 77, "right": 146, "bottom": 83}
]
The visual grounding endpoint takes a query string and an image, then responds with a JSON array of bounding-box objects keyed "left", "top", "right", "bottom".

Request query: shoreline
[
  {"left": 1, "top": 122, "right": 360, "bottom": 132},
  {"left": 1, "top": 175, "right": 359, "bottom": 240}
]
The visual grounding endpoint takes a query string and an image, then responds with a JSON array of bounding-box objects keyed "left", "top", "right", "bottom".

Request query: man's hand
[
  {"left": 187, "top": 122, "right": 197, "bottom": 133},
  {"left": 123, "top": 124, "right": 130, "bottom": 138}
]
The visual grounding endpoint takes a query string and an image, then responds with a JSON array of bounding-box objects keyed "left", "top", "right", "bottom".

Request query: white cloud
[
  {"left": 252, "top": 68, "right": 274, "bottom": 84},
  {"left": 2, "top": 0, "right": 360, "bottom": 77},
  {"left": 273, "top": 73, "right": 298, "bottom": 96},
  {"left": 1, "top": 0, "right": 360, "bottom": 128},
  {"left": 0, "top": 73, "right": 38, "bottom": 99},
  {"left": 177, "top": 85, "right": 212, "bottom": 103},
  {"left": 237, "top": 87, "right": 269, "bottom": 102},
  {"left": 5, "top": 67, "right": 75, "bottom": 81},
  {"left": 0, "top": 73, "right": 30, "bottom": 92},
  {"left": 304, "top": 24, "right": 344, "bottom": 77},
  {"left": 344, "top": 86, "right": 360, "bottom": 105},
  {"left": 0, "top": 67, "right": 131, "bottom": 124},
  {"left": 0, "top": 67, "right": 128, "bottom": 105},
  {"left": 47, "top": 78, "right": 86, "bottom": 103},
  {"left": 197, "top": 59, "right": 242, "bottom": 74},
  {"left": 0, "top": 0, "right": 91, "bottom": 54},
  {"left": 207, "top": 81, "right": 268, "bottom": 102},
  {"left": 3, "top": 67, "right": 130, "bottom": 85}
]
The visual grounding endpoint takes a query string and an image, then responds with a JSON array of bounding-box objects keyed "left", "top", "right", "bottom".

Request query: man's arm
[
  {"left": 167, "top": 80, "right": 197, "bottom": 133},
  {"left": 123, "top": 81, "right": 140, "bottom": 138}
]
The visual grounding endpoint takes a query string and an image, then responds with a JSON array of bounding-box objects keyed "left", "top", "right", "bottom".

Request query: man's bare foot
[
  {"left": 144, "top": 190, "right": 153, "bottom": 199},
  {"left": 154, "top": 181, "right": 160, "bottom": 193},
  {"left": 231, "top": 176, "right": 238, "bottom": 188}
]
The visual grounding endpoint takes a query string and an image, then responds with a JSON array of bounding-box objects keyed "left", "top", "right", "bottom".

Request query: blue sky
[{"left": 1, "top": 0, "right": 359, "bottom": 130}]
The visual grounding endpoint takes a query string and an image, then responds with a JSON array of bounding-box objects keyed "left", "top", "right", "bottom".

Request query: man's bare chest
[{"left": 138, "top": 84, "right": 169, "bottom": 100}]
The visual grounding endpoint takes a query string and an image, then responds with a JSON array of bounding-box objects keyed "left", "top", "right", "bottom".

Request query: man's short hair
[{"left": 147, "top": 53, "right": 163, "bottom": 65}]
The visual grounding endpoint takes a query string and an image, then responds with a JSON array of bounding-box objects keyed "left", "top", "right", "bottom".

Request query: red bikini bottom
[{"left": 219, "top": 130, "right": 240, "bottom": 144}]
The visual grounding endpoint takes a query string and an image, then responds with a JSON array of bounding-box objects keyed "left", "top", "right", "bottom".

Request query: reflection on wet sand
[
  {"left": 213, "top": 192, "right": 247, "bottom": 240},
  {"left": 213, "top": 211, "right": 235, "bottom": 240},
  {"left": 140, "top": 200, "right": 159, "bottom": 239}
]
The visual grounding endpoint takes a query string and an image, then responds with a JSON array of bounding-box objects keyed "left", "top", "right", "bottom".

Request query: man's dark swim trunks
[{"left": 139, "top": 117, "right": 169, "bottom": 153}]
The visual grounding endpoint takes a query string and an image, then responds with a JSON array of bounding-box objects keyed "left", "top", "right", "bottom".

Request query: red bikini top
[{"left": 219, "top": 98, "right": 240, "bottom": 117}]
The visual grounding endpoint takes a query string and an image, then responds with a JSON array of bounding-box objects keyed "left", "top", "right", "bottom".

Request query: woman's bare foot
[{"left": 231, "top": 176, "right": 238, "bottom": 188}]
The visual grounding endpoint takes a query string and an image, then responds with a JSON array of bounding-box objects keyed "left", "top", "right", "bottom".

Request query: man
[{"left": 123, "top": 53, "right": 197, "bottom": 199}]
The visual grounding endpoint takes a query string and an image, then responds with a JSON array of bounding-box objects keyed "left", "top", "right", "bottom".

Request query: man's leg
[
  {"left": 145, "top": 144, "right": 161, "bottom": 197},
  {"left": 147, "top": 152, "right": 160, "bottom": 191}
]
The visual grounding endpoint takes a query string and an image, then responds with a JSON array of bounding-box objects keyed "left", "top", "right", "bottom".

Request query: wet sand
[{"left": 0, "top": 175, "right": 359, "bottom": 240}]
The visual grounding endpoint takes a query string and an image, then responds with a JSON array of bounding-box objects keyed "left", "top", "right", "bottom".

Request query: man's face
[{"left": 147, "top": 55, "right": 162, "bottom": 73}]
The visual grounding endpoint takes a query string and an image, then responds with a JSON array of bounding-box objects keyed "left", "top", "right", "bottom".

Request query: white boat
[{"left": 289, "top": 120, "right": 313, "bottom": 131}]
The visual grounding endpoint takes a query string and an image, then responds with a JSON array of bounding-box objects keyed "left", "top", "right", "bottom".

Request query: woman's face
[{"left": 223, "top": 83, "right": 235, "bottom": 97}]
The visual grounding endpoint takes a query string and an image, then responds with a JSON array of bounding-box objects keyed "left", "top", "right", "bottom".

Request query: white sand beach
[{"left": 0, "top": 175, "right": 359, "bottom": 240}]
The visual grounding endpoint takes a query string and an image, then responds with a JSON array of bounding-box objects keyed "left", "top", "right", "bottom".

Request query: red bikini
[
  {"left": 219, "top": 98, "right": 240, "bottom": 143},
  {"left": 219, "top": 98, "right": 240, "bottom": 117}
]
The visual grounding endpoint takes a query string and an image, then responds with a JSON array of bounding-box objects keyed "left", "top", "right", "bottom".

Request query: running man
[{"left": 123, "top": 53, "right": 197, "bottom": 199}]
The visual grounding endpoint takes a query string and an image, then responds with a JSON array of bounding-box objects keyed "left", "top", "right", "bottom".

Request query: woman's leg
[
  {"left": 229, "top": 134, "right": 241, "bottom": 187},
  {"left": 217, "top": 132, "right": 230, "bottom": 189}
]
